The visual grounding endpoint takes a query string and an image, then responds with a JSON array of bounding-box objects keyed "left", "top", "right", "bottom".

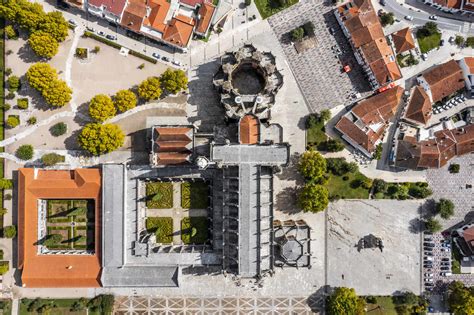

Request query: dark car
[
  {"left": 161, "top": 56, "right": 170, "bottom": 62},
  {"left": 440, "top": 266, "right": 450, "bottom": 270},
  {"left": 106, "top": 34, "right": 117, "bottom": 40},
  {"left": 380, "top": 0, "right": 386, "bottom": 5},
  {"left": 440, "top": 39, "right": 445, "bottom": 46},
  {"left": 441, "top": 258, "right": 450, "bottom": 261},
  {"left": 329, "top": 27, "right": 335, "bottom": 35},
  {"left": 424, "top": 242, "right": 435, "bottom": 247}
]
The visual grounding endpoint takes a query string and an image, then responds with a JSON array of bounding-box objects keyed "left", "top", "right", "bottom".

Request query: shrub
[
  {"left": 372, "top": 143, "right": 383, "bottom": 160},
  {"left": 466, "top": 36, "right": 474, "bottom": 48},
  {"left": 15, "top": 144, "right": 34, "bottom": 160},
  {"left": 291, "top": 27, "right": 304, "bottom": 41},
  {"left": 298, "top": 150, "right": 327, "bottom": 180},
  {"left": 0, "top": 209, "right": 7, "bottom": 216},
  {"left": 4, "top": 194, "right": 12, "bottom": 201},
  {"left": 114, "top": 90, "right": 137, "bottom": 113},
  {"left": 6, "top": 116, "right": 20, "bottom": 128},
  {"left": 455, "top": 35, "right": 465, "bottom": 46},
  {"left": 372, "top": 179, "right": 387, "bottom": 194},
  {"left": 41, "top": 153, "right": 65, "bottom": 166},
  {"left": 0, "top": 262, "right": 9, "bottom": 275},
  {"left": 3, "top": 225, "right": 17, "bottom": 238},
  {"left": 448, "top": 163, "right": 460, "bottom": 174},
  {"left": 379, "top": 12, "right": 395, "bottom": 27},
  {"left": 50, "top": 122, "right": 67, "bottom": 137},
  {"left": 17, "top": 98, "right": 29, "bottom": 109},
  {"left": 425, "top": 217, "right": 442, "bottom": 233},
  {"left": 5, "top": 68, "right": 12, "bottom": 76},
  {"left": 5, "top": 25, "right": 17, "bottom": 39},
  {"left": 298, "top": 183, "right": 329, "bottom": 213},
  {"left": 88, "top": 94, "right": 116, "bottom": 122},
  {"left": 92, "top": 46, "right": 100, "bottom": 53},
  {"left": 245, "top": 0, "right": 251, "bottom": 5},
  {"left": 138, "top": 63, "right": 145, "bottom": 69},
  {"left": 302, "top": 21, "right": 315, "bottom": 37},
  {"left": 326, "top": 158, "right": 358, "bottom": 176},
  {"left": 436, "top": 198, "right": 455, "bottom": 219},
  {"left": 29, "top": 31, "right": 59, "bottom": 58},
  {"left": 342, "top": 175, "right": 349, "bottom": 181},
  {"left": 0, "top": 179, "right": 13, "bottom": 189},
  {"left": 408, "top": 185, "right": 432, "bottom": 199},
  {"left": 27, "top": 116, "right": 37, "bottom": 125},
  {"left": 43, "top": 234, "right": 62, "bottom": 247},
  {"left": 75, "top": 47, "right": 88, "bottom": 59},
  {"left": 78, "top": 123, "right": 125, "bottom": 155},
  {"left": 5, "top": 92, "right": 15, "bottom": 100},
  {"left": 319, "top": 139, "right": 344, "bottom": 152},
  {"left": 138, "top": 76, "right": 162, "bottom": 101},
  {"left": 7, "top": 75, "right": 20, "bottom": 92},
  {"left": 1, "top": 103, "right": 11, "bottom": 111}
]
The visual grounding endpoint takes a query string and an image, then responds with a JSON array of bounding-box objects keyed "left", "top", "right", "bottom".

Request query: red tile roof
[
  {"left": 143, "top": 0, "right": 170, "bottom": 33},
  {"left": 392, "top": 27, "right": 416, "bottom": 54},
  {"left": 153, "top": 127, "right": 193, "bottom": 165},
  {"left": 422, "top": 59, "right": 465, "bottom": 103},
  {"left": 121, "top": 0, "right": 147, "bottom": 32},
  {"left": 18, "top": 168, "right": 102, "bottom": 288},
  {"left": 239, "top": 115, "right": 259, "bottom": 144},
  {"left": 88, "top": 0, "right": 127, "bottom": 16},
  {"left": 196, "top": 1, "right": 216, "bottom": 35},
  {"left": 464, "top": 57, "right": 474, "bottom": 73},
  {"left": 405, "top": 86, "right": 432, "bottom": 126},
  {"left": 162, "top": 15, "right": 195, "bottom": 48}
]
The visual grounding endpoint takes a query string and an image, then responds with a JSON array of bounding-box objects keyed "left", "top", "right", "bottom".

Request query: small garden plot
[
  {"left": 146, "top": 217, "right": 173, "bottom": 244},
  {"left": 181, "top": 181, "right": 209, "bottom": 209},
  {"left": 181, "top": 217, "right": 209, "bottom": 244},
  {"left": 146, "top": 182, "right": 173, "bottom": 209}
]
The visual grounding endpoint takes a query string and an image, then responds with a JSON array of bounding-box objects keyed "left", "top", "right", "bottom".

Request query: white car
[
  {"left": 440, "top": 272, "right": 452, "bottom": 276},
  {"left": 421, "top": 53, "right": 428, "bottom": 60},
  {"left": 404, "top": 15, "right": 414, "bottom": 21},
  {"left": 424, "top": 278, "right": 433, "bottom": 282},
  {"left": 172, "top": 60, "right": 183, "bottom": 67},
  {"left": 429, "top": 15, "right": 438, "bottom": 20},
  {"left": 68, "top": 19, "right": 77, "bottom": 26},
  {"left": 424, "top": 273, "right": 433, "bottom": 277}
]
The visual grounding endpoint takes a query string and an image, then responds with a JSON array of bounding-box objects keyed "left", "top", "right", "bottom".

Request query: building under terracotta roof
[
  {"left": 239, "top": 115, "right": 259, "bottom": 144},
  {"left": 433, "top": 0, "right": 462, "bottom": 8},
  {"left": 195, "top": 1, "right": 216, "bottom": 35},
  {"left": 88, "top": 0, "right": 127, "bottom": 16},
  {"left": 418, "top": 59, "right": 465, "bottom": 103},
  {"left": 121, "top": 0, "right": 147, "bottom": 33},
  {"left": 404, "top": 86, "right": 432, "bottom": 126},
  {"left": 18, "top": 168, "right": 102, "bottom": 288},
  {"left": 392, "top": 27, "right": 416, "bottom": 55},
  {"left": 151, "top": 126, "right": 194, "bottom": 166},
  {"left": 335, "top": 86, "right": 404, "bottom": 156},
  {"left": 142, "top": 0, "right": 170, "bottom": 33},
  {"left": 162, "top": 15, "right": 195, "bottom": 48}
]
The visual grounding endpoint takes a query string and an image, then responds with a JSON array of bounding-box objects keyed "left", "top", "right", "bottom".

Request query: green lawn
[
  {"left": 146, "top": 217, "right": 173, "bottom": 244},
  {"left": 146, "top": 182, "right": 174, "bottom": 209},
  {"left": 366, "top": 296, "right": 398, "bottom": 315},
  {"left": 20, "top": 299, "right": 88, "bottom": 315},
  {"left": 0, "top": 19, "right": 5, "bottom": 234},
  {"left": 0, "top": 299, "right": 11, "bottom": 315},
  {"left": 181, "top": 217, "right": 209, "bottom": 244},
  {"left": 417, "top": 32, "right": 441, "bottom": 53},
  {"left": 306, "top": 120, "right": 327, "bottom": 149},
  {"left": 181, "top": 181, "right": 209, "bottom": 209},
  {"left": 254, "top": 0, "right": 299, "bottom": 19},
  {"left": 326, "top": 172, "right": 370, "bottom": 199}
]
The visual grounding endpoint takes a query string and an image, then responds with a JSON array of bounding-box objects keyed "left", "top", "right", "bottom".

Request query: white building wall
[{"left": 416, "top": 76, "right": 434, "bottom": 103}]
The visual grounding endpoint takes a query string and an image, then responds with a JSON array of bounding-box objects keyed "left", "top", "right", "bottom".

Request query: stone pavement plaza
[{"left": 327, "top": 200, "right": 423, "bottom": 295}]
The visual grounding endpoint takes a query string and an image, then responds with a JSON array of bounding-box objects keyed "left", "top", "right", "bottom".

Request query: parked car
[
  {"left": 441, "top": 243, "right": 451, "bottom": 248},
  {"left": 68, "top": 19, "right": 77, "bottom": 26},
  {"left": 441, "top": 248, "right": 450, "bottom": 252},
  {"left": 425, "top": 252, "right": 433, "bottom": 256},
  {"left": 440, "top": 266, "right": 450, "bottom": 270},
  {"left": 441, "top": 258, "right": 450, "bottom": 261},
  {"left": 405, "top": 15, "right": 414, "bottom": 20},
  {"left": 424, "top": 242, "right": 435, "bottom": 247},
  {"left": 86, "top": 26, "right": 95, "bottom": 32},
  {"left": 424, "top": 237, "right": 433, "bottom": 241},
  {"left": 421, "top": 53, "right": 428, "bottom": 60},
  {"left": 161, "top": 56, "right": 170, "bottom": 62},
  {"left": 440, "top": 39, "right": 445, "bottom": 46},
  {"left": 380, "top": 0, "right": 386, "bottom": 5},
  {"left": 424, "top": 283, "right": 434, "bottom": 287},
  {"left": 97, "top": 30, "right": 106, "bottom": 36},
  {"left": 329, "top": 27, "right": 335, "bottom": 35},
  {"left": 172, "top": 60, "right": 183, "bottom": 67},
  {"left": 440, "top": 262, "right": 451, "bottom": 266},
  {"left": 152, "top": 52, "right": 161, "bottom": 59},
  {"left": 106, "top": 34, "right": 117, "bottom": 40},
  {"left": 429, "top": 15, "right": 438, "bottom": 20},
  {"left": 424, "top": 273, "right": 433, "bottom": 277},
  {"left": 424, "top": 257, "right": 433, "bottom": 261},
  {"left": 440, "top": 272, "right": 452, "bottom": 276},
  {"left": 449, "top": 36, "right": 455, "bottom": 44}
]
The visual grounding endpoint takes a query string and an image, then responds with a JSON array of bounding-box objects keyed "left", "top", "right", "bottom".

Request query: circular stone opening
[{"left": 231, "top": 63, "right": 266, "bottom": 95}]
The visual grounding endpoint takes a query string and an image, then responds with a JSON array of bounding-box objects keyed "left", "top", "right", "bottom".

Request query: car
[
  {"left": 380, "top": 0, "right": 386, "bottom": 5},
  {"left": 441, "top": 243, "right": 451, "bottom": 248},
  {"left": 440, "top": 39, "right": 445, "bottom": 46},
  {"left": 86, "top": 26, "right": 95, "bottom": 32},
  {"left": 97, "top": 30, "right": 106, "bottom": 36},
  {"left": 440, "top": 272, "right": 452, "bottom": 276},
  {"left": 425, "top": 287, "right": 433, "bottom": 292},
  {"left": 106, "top": 34, "right": 117, "bottom": 40},
  {"left": 424, "top": 237, "right": 433, "bottom": 241},
  {"left": 424, "top": 257, "right": 433, "bottom": 261},
  {"left": 428, "top": 307, "right": 435, "bottom": 312},
  {"left": 440, "top": 262, "right": 451, "bottom": 266},
  {"left": 405, "top": 15, "right": 414, "bottom": 20},
  {"left": 152, "top": 52, "right": 161, "bottom": 59},
  {"left": 172, "top": 60, "right": 183, "bottom": 67},
  {"left": 421, "top": 53, "right": 428, "bottom": 60},
  {"left": 440, "top": 266, "right": 450, "bottom": 270},
  {"left": 68, "top": 19, "right": 77, "bottom": 26},
  {"left": 442, "top": 258, "right": 450, "bottom": 261},
  {"left": 429, "top": 15, "right": 438, "bottom": 20},
  {"left": 449, "top": 36, "right": 455, "bottom": 44},
  {"left": 161, "top": 56, "right": 170, "bottom": 62},
  {"left": 424, "top": 283, "right": 434, "bottom": 287},
  {"left": 424, "top": 242, "right": 435, "bottom": 247},
  {"left": 441, "top": 248, "right": 450, "bottom": 252},
  {"left": 425, "top": 252, "right": 433, "bottom": 256},
  {"left": 424, "top": 273, "right": 433, "bottom": 277},
  {"left": 329, "top": 27, "right": 335, "bottom": 35}
]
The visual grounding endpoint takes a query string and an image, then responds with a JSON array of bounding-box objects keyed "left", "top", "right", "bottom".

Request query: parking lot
[
  {"left": 422, "top": 232, "right": 453, "bottom": 292},
  {"left": 327, "top": 200, "right": 422, "bottom": 295},
  {"left": 268, "top": 0, "right": 371, "bottom": 113}
]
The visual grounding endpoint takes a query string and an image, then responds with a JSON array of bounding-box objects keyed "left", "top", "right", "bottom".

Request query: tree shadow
[
  {"left": 306, "top": 285, "right": 331, "bottom": 313},
  {"left": 17, "top": 41, "right": 43, "bottom": 64},
  {"left": 63, "top": 128, "right": 82, "bottom": 151},
  {"left": 275, "top": 186, "right": 300, "bottom": 214},
  {"left": 408, "top": 218, "right": 423, "bottom": 234}
]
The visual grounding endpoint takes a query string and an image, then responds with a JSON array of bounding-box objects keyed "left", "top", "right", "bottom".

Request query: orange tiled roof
[
  {"left": 239, "top": 115, "right": 259, "bottom": 144},
  {"left": 392, "top": 27, "right": 416, "bottom": 54},
  {"left": 143, "top": 0, "right": 170, "bottom": 33},
  {"left": 464, "top": 57, "right": 474, "bottom": 73},
  {"left": 162, "top": 15, "right": 195, "bottom": 47},
  {"left": 422, "top": 59, "right": 464, "bottom": 103},
  {"left": 405, "top": 85, "right": 432, "bottom": 126},
  {"left": 196, "top": 1, "right": 216, "bottom": 35},
  {"left": 154, "top": 127, "right": 193, "bottom": 165},
  {"left": 18, "top": 168, "right": 102, "bottom": 288},
  {"left": 121, "top": 0, "right": 147, "bottom": 32}
]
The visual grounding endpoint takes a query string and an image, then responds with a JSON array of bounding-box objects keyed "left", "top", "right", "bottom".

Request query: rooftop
[
  {"left": 392, "top": 27, "right": 416, "bottom": 55},
  {"left": 421, "top": 59, "right": 465, "bottom": 103},
  {"left": 88, "top": 0, "right": 127, "bottom": 15},
  {"left": 404, "top": 85, "right": 432, "bottom": 126}
]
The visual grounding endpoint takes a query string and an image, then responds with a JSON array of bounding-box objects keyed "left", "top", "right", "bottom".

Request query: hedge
[{"left": 146, "top": 217, "right": 173, "bottom": 243}]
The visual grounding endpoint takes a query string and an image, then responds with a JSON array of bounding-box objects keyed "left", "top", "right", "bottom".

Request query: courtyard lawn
[
  {"left": 254, "top": 0, "right": 299, "bottom": 19},
  {"left": 306, "top": 119, "right": 327, "bottom": 149},
  {"left": 417, "top": 32, "right": 441, "bottom": 53},
  {"left": 146, "top": 182, "right": 173, "bottom": 209},
  {"left": 181, "top": 217, "right": 209, "bottom": 244},
  {"left": 181, "top": 181, "right": 209, "bottom": 209},
  {"left": 326, "top": 172, "right": 370, "bottom": 199},
  {"left": 146, "top": 217, "right": 173, "bottom": 244},
  {"left": 366, "top": 296, "right": 397, "bottom": 315},
  {"left": 0, "top": 299, "right": 11, "bottom": 315}
]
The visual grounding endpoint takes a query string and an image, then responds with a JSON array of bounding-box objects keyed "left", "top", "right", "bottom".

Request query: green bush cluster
[
  {"left": 15, "top": 144, "right": 34, "bottom": 160},
  {"left": 17, "top": 97, "right": 28, "bottom": 109},
  {"left": 6, "top": 115, "right": 20, "bottom": 128},
  {"left": 50, "top": 122, "right": 67, "bottom": 137},
  {"left": 41, "top": 153, "right": 65, "bottom": 166},
  {"left": 7, "top": 75, "right": 20, "bottom": 92},
  {"left": 26, "top": 63, "right": 72, "bottom": 107}
]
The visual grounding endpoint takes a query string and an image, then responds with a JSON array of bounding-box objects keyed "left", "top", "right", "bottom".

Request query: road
[{"left": 383, "top": 0, "right": 474, "bottom": 35}]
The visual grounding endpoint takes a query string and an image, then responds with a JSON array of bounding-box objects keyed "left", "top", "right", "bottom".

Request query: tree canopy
[
  {"left": 436, "top": 198, "right": 455, "bottom": 219},
  {"left": 298, "top": 150, "right": 327, "bottom": 180},
  {"left": 78, "top": 123, "right": 125, "bottom": 156},
  {"left": 326, "top": 287, "right": 365, "bottom": 315},
  {"left": 41, "top": 79, "right": 72, "bottom": 107},
  {"left": 15, "top": 144, "right": 34, "bottom": 160},
  {"left": 138, "top": 76, "right": 162, "bottom": 101},
  {"left": 89, "top": 94, "right": 116, "bottom": 122},
  {"left": 41, "top": 153, "right": 65, "bottom": 166},
  {"left": 114, "top": 89, "right": 137, "bottom": 113},
  {"left": 26, "top": 63, "right": 72, "bottom": 107},
  {"left": 447, "top": 281, "right": 474, "bottom": 315},
  {"left": 425, "top": 217, "right": 442, "bottom": 233},
  {"left": 298, "top": 183, "right": 329, "bottom": 213},
  {"left": 160, "top": 69, "right": 188, "bottom": 94},
  {"left": 28, "top": 31, "right": 58, "bottom": 58}
]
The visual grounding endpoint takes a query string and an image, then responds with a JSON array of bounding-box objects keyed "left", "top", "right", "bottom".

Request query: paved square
[{"left": 327, "top": 200, "right": 423, "bottom": 295}]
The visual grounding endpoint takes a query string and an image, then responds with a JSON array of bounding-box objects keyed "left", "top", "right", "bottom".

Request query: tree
[
  {"left": 436, "top": 198, "right": 455, "bottom": 219},
  {"left": 28, "top": 31, "right": 59, "bottom": 58},
  {"left": 3, "top": 225, "right": 16, "bottom": 238},
  {"left": 78, "top": 123, "right": 125, "bottom": 155},
  {"left": 320, "top": 139, "right": 345, "bottom": 152},
  {"left": 320, "top": 109, "right": 331, "bottom": 122},
  {"left": 448, "top": 163, "right": 460, "bottom": 174},
  {"left": 372, "top": 179, "right": 387, "bottom": 194},
  {"left": 50, "top": 122, "right": 67, "bottom": 137},
  {"left": 291, "top": 27, "right": 304, "bottom": 41},
  {"left": 160, "top": 69, "right": 188, "bottom": 94},
  {"left": 417, "top": 22, "right": 439, "bottom": 38},
  {"left": 393, "top": 291, "right": 418, "bottom": 305},
  {"left": 6, "top": 116, "right": 20, "bottom": 128},
  {"left": 15, "top": 144, "right": 34, "bottom": 160},
  {"left": 41, "top": 79, "right": 72, "bottom": 107},
  {"left": 89, "top": 94, "right": 116, "bottom": 122},
  {"left": 298, "top": 150, "right": 327, "bottom": 180},
  {"left": 0, "top": 179, "right": 13, "bottom": 189},
  {"left": 372, "top": 143, "right": 383, "bottom": 160},
  {"left": 447, "top": 281, "right": 474, "bottom": 315},
  {"left": 114, "top": 89, "right": 137, "bottom": 113},
  {"left": 379, "top": 12, "right": 395, "bottom": 27},
  {"left": 27, "top": 116, "right": 37, "bottom": 125},
  {"left": 298, "top": 183, "right": 329, "bottom": 213},
  {"left": 26, "top": 63, "right": 58, "bottom": 91},
  {"left": 0, "top": 208, "right": 8, "bottom": 216},
  {"left": 408, "top": 185, "right": 432, "bottom": 199},
  {"left": 5, "top": 25, "right": 17, "bottom": 39},
  {"left": 71, "top": 298, "right": 88, "bottom": 312},
  {"left": 41, "top": 153, "right": 65, "bottom": 166},
  {"left": 17, "top": 98, "right": 28, "bottom": 109},
  {"left": 425, "top": 217, "right": 442, "bottom": 233},
  {"left": 43, "top": 234, "right": 62, "bottom": 247},
  {"left": 466, "top": 36, "right": 474, "bottom": 48},
  {"left": 138, "top": 77, "right": 162, "bottom": 100},
  {"left": 38, "top": 10, "right": 69, "bottom": 42},
  {"left": 326, "top": 287, "right": 365, "bottom": 315},
  {"left": 455, "top": 35, "right": 465, "bottom": 46}
]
